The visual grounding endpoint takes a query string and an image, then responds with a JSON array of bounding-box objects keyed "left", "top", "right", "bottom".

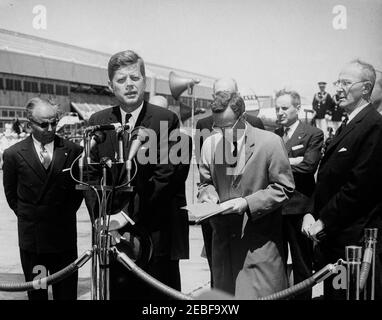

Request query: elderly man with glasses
[
  {"left": 302, "top": 59, "right": 382, "bottom": 300},
  {"left": 198, "top": 92, "right": 294, "bottom": 299},
  {"left": 2, "top": 97, "right": 83, "bottom": 300}
]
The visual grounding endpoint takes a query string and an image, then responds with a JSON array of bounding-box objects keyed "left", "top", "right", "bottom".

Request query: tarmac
[{"left": 0, "top": 165, "right": 322, "bottom": 300}]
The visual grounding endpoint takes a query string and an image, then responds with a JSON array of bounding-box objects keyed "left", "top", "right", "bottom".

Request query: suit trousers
[
  {"left": 109, "top": 255, "right": 180, "bottom": 300},
  {"left": 19, "top": 248, "right": 78, "bottom": 300},
  {"left": 282, "top": 214, "right": 313, "bottom": 300},
  {"left": 201, "top": 220, "right": 214, "bottom": 287}
]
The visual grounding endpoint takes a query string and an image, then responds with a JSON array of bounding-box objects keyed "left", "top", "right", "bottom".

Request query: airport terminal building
[{"left": 0, "top": 28, "right": 216, "bottom": 131}]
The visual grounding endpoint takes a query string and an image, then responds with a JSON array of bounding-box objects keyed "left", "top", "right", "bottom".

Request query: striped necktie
[
  {"left": 40, "top": 143, "right": 51, "bottom": 170},
  {"left": 334, "top": 114, "right": 349, "bottom": 137},
  {"left": 283, "top": 127, "right": 290, "bottom": 144}
]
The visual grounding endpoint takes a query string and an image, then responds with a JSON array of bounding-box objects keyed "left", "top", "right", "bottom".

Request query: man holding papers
[{"left": 198, "top": 92, "right": 295, "bottom": 299}]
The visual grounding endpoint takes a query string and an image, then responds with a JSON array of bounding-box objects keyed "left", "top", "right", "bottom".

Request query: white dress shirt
[
  {"left": 120, "top": 102, "right": 144, "bottom": 130},
  {"left": 32, "top": 135, "right": 54, "bottom": 164},
  {"left": 284, "top": 119, "right": 300, "bottom": 140},
  {"left": 347, "top": 102, "right": 369, "bottom": 124}
]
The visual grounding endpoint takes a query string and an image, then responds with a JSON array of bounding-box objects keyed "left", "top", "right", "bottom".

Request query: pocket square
[
  {"left": 292, "top": 144, "right": 304, "bottom": 151},
  {"left": 62, "top": 168, "right": 71, "bottom": 172},
  {"left": 338, "top": 147, "right": 347, "bottom": 152}
]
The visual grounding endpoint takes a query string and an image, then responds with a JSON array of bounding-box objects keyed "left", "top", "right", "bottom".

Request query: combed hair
[
  {"left": 108, "top": 50, "right": 146, "bottom": 80},
  {"left": 349, "top": 59, "right": 376, "bottom": 93},
  {"left": 275, "top": 89, "right": 301, "bottom": 108},
  {"left": 25, "top": 97, "right": 58, "bottom": 120}
]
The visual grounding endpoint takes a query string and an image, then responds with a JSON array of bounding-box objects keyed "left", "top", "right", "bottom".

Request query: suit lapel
[
  {"left": 135, "top": 102, "right": 152, "bottom": 128},
  {"left": 49, "top": 136, "right": 69, "bottom": 179},
  {"left": 19, "top": 136, "right": 47, "bottom": 181},
  {"left": 36, "top": 136, "right": 69, "bottom": 203},
  {"left": 285, "top": 122, "right": 305, "bottom": 153},
  {"left": 232, "top": 126, "right": 256, "bottom": 185},
  {"left": 108, "top": 106, "right": 122, "bottom": 158},
  {"left": 323, "top": 104, "right": 372, "bottom": 160}
]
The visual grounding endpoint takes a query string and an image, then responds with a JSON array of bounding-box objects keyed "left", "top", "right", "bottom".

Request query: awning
[{"left": 71, "top": 102, "right": 113, "bottom": 121}]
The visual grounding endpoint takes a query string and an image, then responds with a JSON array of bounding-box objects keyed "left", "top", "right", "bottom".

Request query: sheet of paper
[{"left": 182, "top": 203, "right": 233, "bottom": 223}]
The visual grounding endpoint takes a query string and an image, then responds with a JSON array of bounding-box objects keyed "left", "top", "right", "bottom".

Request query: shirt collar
[
  {"left": 347, "top": 102, "right": 369, "bottom": 124},
  {"left": 120, "top": 102, "right": 144, "bottom": 128},
  {"left": 32, "top": 134, "right": 54, "bottom": 148},
  {"left": 284, "top": 119, "right": 300, "bottom": 137}
]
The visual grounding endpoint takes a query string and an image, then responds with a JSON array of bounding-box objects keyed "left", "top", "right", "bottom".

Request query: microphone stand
[{"left": 76, "top": 127, "right": 133, "bottom": 300}]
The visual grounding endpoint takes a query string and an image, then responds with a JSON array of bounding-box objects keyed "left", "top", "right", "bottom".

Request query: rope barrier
[
  {"left": 113, "top": 247, "right": 193, "bottom": 300},
  {"left": 257, "top": 277, "right": 316, "bottom": 300},
  {"left": 0, "top": 250, "right": 92, "bottom": 292}
]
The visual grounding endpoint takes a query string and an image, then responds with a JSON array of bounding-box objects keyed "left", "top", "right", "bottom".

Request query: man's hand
[
  {"left": 308, "top": 219, "right": 325, "bottom": 242},
  {"left": 289, "top": 157, "right": 304, "bottom": 166},
  {"left": 301, "top": 213, "right": 315, "bottom": 237},
  {"left": 95, "top": 211, "right": 131, "bottom": 232},
  {"left": 198, "top": 189, "right": 219, "bottom": 204},
  {"left": 109, "top": 230, "right": 122, "bottom": 245},
  {"left": 220, "top": 198, "right": 248, "bottom": 215}
]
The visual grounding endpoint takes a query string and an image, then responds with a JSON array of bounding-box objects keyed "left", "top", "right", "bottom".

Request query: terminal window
[
  {"left": 41, "top": 83, "right": 54, "bottom": 94},
  {"left": 24, "top": 81, "right": 39, "bottom": 93},
  {"left": 6, "top": 79, "right": 22, "bottom": 91},
  {"left": 56, "top": 84, "right": 69, "bottom": 96}
]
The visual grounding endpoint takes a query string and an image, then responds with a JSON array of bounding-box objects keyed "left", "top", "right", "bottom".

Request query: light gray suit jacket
[{"left": 198, "top": 124, "right": 295, "bottom": 298}]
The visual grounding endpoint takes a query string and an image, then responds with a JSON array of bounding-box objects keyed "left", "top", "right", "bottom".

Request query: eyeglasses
[
  {"left": 333, "top": 80, "right": 369, "bottom": 90},
  {"left": 30, "top": 119, "right": 58, "bottom": 129}
]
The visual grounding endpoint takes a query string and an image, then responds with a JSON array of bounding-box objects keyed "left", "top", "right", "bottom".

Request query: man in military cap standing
[{"left": 312, "top": 82, "right": 335, "bottom": 138}]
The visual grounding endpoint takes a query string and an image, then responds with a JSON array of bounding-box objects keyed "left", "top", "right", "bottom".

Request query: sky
[{"left": 0, "top": 0, "right": 381, "bottom": 101}]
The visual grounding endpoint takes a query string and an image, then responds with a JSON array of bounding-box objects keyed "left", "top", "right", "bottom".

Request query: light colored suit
[{"left": 198, "top": 124, "right": 295, "bottom": 299}]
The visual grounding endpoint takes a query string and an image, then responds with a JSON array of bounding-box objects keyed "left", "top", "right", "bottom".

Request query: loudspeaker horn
[{"left": 169, "top": 71, "right": 200, "bottom": 100}]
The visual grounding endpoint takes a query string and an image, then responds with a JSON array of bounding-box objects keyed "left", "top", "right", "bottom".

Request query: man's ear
[
  {"left": 363, "top": 81, "right": 373, "bottom": 96},
  {"left": 108, "top": 80, "right": 114, "bottom": 94}
]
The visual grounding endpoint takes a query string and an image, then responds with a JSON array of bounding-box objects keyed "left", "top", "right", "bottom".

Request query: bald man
[
  {"left": 149, "top": 95, "right": 169, "bottom": 109},
  {"left": 195, "top": 78, "right": 264, "bottom": 288},
  {"left": 3, "top": 97, "right": 83, "bottom": 300}
]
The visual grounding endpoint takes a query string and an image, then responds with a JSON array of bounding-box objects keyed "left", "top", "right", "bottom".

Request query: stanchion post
[
  {"left": 188, "top": 85, "right": 195, "bottom": 204},
  {"left": 363, "top": 228, "right": 378, "bottom": 300},
  {"left": 346, "top": 246, "right": 362, "bottom": 300}
]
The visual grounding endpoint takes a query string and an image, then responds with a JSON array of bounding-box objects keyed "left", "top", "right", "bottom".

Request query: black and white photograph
[{"left": 0, "top": 0, "right": 381, "bottom": 311}]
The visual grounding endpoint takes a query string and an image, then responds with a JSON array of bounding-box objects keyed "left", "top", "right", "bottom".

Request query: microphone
[
  {"left": 127, "top": 127, "right": 149, "bottom": 162},
  {"left": 85, "top": 123, "right": 122, "bottom": 133},
  {"left": 79, "top": 131, "right": 106, "bottom": 182},
  {"left": 125, "top": 127, "right": 149, "bottom": 186},
  {"left": 90, "top": 130, "right": 106, "bottom": 149}
]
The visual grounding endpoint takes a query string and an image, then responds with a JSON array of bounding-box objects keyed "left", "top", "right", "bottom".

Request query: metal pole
[
  {"left": 91, "top": 228, "right": 98, "bottom": 300},
  {"left": 99, "top": 232, "right": 111, "bottom": 300},
  {"left": 188, "top": 85, "right": 195, "bottom": 204},
  {"left": 363, "top": 228, "right": 378, "bottom": 300},
  {"left": 346, "top": 245, "right": 362, "bottom": 300}
]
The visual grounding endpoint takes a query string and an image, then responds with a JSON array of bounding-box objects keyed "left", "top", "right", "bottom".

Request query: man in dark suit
[
  {"left": 303, "top": 60, "right": 382, "bottom": 300},
  {"left": 2, "top": 97, "right": 83, "bottom": 300},
  {"left": 85, "top": 50, "right": 189, "bottom": 299},
  {"left": 274, "top": 89, "right": 324, "bottom": 300},
  {"left": 194, "top": 78, "right": 264, "bottom": 288}
]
